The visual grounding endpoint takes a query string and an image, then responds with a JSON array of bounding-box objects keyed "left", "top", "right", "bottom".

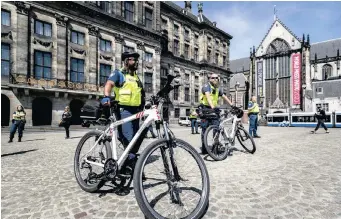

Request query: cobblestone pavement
[{"left": 2, "top": 126, "right": 341, "bottom": 219}]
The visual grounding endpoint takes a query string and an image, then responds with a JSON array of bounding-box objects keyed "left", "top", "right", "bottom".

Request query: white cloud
[{"left": 210, "top": 5, "right": 271, "bottom": 60}]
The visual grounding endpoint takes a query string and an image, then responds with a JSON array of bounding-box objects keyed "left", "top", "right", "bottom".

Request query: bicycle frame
[
  {"left": 82, "top": 106, "right": 162, "bottom": 169},
  {"left": 219, "top": 114, "right": 242, "bottom": 140}
]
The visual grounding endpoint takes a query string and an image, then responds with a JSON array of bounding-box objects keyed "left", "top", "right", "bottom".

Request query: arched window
[
  {"left": 322, "top": 64, "right": 332, "bottom": 80},
  {"left": 266, "top": 38, "right": 290, "bottom": 55}
]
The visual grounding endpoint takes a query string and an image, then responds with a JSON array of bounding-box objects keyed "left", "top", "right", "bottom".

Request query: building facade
[
  {"left": 1, "top": 1, "right": 232, "bottom": 127},
  {"left": 230, "top": 18, "right": 341, "bottom": 113},
  {"left": 160, "top": 2, "right": 232, "bottom": 119}
]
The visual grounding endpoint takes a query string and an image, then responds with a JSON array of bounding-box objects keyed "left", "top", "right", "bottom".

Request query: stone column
[
  {"left": 14, "top": 2, "right": 30, "bottom": 75},
  {"left": 136, "top": 40, "right": 145, "bottom": 79},
  {"left": 55, "top": 13, "right": 68, "bottom": 79},
  {"left": 199, "top": 30, "right": 206, "bottom": 62},
  {"left": 276, "top": 57, "right": 279, "bottom": 98},
  {"left": 154, "top": 47, "right": 161, "bottom": 93},
  {"left": 87, "top": 25, "right": 99, "bottom": 84},
  {"left": 114, "top": 33, "right": 124, "bottom": 70}
]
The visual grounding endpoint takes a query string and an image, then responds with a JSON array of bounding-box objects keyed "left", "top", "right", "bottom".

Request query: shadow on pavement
[
  {"left": 23, "top": 138, "right": 46, "bottom": 142},
  {"left": 69, "top": 136, "right": 82, "bottom": 139},
  {"left": 1, "top": 149, "right": 38, "bottom": 157}
]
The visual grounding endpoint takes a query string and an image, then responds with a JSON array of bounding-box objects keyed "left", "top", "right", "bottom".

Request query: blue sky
[{"left": 175, "top": 1, "right": 341, "bottom": 60}]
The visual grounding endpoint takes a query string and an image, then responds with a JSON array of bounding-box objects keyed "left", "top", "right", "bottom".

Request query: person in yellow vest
[
  {"left": 8, "top": 105, "right": 26, "bottom": 143},
  {"left": 189, "top": 108, "right": 199, "bottom": 134},
  {"left": 101, "top": 51, "right": 146, "bottom": 176},
  {"left": 199, "top": 73, "right": 233, "bottom": 154},
  {"left": 248, "top": 96, "right": 261, "bottom": 138}
]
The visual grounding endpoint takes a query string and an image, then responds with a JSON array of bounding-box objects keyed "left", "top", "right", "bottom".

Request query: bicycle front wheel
[
  {"left": 204, "top": 125, "right": 229, "bottom": 161},
  {"left": 133, "top": 138, "right": 210, "bottom": 219},
  {"left": 236, "top": 127, "right": 256, "bottom": 154}
]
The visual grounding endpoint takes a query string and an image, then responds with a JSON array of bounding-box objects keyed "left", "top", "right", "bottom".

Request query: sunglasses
[
  {"left": 127, "top": 58, "right": 138, "bottom": 61},
  {"left": 210, "top": 77, "right": 219, "bottom": 80}
]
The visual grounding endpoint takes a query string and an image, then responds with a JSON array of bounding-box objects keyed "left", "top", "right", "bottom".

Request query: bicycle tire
[
  {"left": 133, "top": 138, "right": 210, "bottom": 219},
  {"left": 236, "top": 127, "right": 256, "bottom": 154},
  {"left": 204, "top": 125, "right": 229, "bottom": 161},
  {"left": 74, "top": 130, "right": 112, "bottom": 193}
]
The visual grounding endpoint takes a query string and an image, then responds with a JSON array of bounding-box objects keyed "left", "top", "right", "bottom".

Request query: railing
[{"left": 7, "top": 73, "right": 104, "bottom": 93}]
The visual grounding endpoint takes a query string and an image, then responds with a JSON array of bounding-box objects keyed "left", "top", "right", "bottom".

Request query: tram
[
  {"left": 335, "top": 111, "right": 341, "bottom": 128},
  {"left": 266, "top": 113, "right": 289, "bottom": 127},
  {"left": 266, "top": 111, "right": 341, "bottom": 128}
]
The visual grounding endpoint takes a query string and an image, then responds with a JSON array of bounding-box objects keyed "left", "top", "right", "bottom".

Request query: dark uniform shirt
[{"left": 201, "top": 84, "right": 224, "bottom": 97}]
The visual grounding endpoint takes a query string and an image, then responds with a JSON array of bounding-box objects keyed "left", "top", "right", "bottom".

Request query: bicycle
[
  {"left": 203, "top": 106, "right": 256, "bottom": 161},
  {"left": 74, "top": 74, "right": 210, "bottom": 219}
]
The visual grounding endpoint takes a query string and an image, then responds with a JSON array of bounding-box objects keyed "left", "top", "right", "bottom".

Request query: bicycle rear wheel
[
  {"left": 204, "top": 125, "right": 229, "bottom": 161},
  {"left": 236, "top": 127, "right": 256, "bottom": 154},
  {"left": 74, "top": 130, "right": 112, "bottom": 192},
  {"left": 133, "top": 138, "right": 210, "bottom": 219}
]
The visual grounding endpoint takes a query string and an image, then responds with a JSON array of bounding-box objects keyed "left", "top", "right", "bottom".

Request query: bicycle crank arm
[{"left": 85, "top": 159, "right": 105, "bottom": 168}]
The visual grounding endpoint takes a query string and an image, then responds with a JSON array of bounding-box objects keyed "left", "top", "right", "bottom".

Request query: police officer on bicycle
[
  {"left": 199, "top": 73, "right": 233, "bottom": 154},
  {"left": 101, "top": 51, "right": 146, "bottom": 175}
]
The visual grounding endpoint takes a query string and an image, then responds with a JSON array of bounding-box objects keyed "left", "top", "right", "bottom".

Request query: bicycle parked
[
  {"left": 203, "top": 106, "right": 256, "bottom": 161},
  {"left": 74, "top": 74, "right": 210, "bottom": 219}
]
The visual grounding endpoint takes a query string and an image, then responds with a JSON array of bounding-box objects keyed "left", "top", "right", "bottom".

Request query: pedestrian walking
[
  {"left": 248, "top": 96, "right": 261, "bottom": 138},
  {"left": 60, "top": 106, "right": 72, "bottom": 139},
  {"left": 189, "top": 108, "right": 199, "bottom": 134},
  {"left": 311, "top": 106, "right": 329, "bottom": 134},
  {"left": 8, "top": 105, "right": 26, "bottom": 143}
]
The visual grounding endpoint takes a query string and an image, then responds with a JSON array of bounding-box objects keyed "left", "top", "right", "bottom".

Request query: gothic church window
[
  {"left": 322, "top": 64, "right": 332, "bottom": 80},
  {"left": 266, "top": 38, "right": 290, "bottom": 55}
]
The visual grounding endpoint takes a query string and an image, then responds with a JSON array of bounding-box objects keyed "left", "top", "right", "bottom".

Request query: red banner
[{"left": 292, "top": 53, "right": 301, "bottom": 105}]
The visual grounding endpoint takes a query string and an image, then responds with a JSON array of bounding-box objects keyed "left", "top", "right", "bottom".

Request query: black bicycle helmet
[{"left": 121, "top": 51, "right": 140, "bottom": 60}]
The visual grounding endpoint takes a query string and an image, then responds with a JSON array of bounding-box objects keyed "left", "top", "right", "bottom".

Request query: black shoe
[
  {"left": 65, "top": 137, "right": 69, "bottom": 139},
  {"left": 8, "top": 139, "right": 13, "bottom": 143},
  {"left": 18, "top": 137, "right": 22, "bottom": 142},
  {"left": 254, "top": 135, "right": 261, "bottom": 138},
  {"left": 200, "top": 147, "right": 208, "bottom": 155},
  {"left": 196, "top": 132, "right": 200, "bottom": 134},
  {"left": 192, "top": 132, "right": 195, "bottom": 134}
]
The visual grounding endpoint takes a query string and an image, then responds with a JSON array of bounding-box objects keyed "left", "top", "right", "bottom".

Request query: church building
[{"left": 230, "top": 18, "right": 341, "bottom": 114}]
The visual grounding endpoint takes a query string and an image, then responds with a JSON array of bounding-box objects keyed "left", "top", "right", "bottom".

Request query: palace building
[
  {"left": 1, "top": 1, "right": 232, "bottom": 126},
  {"left": 230, "top": 18, "right": 341, "bottom": 114}
]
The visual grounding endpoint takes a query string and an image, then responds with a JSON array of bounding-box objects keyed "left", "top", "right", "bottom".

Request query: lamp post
[{"left": 235, "top": 81, "right": 240, "bottom": 106}]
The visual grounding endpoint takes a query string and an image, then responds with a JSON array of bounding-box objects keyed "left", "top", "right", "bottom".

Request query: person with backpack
[{"left": 311, "top": 106, "right": 329, "bottom": 134}]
